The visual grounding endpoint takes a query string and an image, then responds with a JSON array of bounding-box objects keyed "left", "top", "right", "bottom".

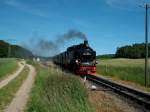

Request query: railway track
[{"left": 87, "top": 75, "right": 150, "bottom": 110}]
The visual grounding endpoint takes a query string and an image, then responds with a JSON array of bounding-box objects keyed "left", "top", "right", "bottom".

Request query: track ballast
[{"left": 87, "top": 75, "right": 150, "bottom": 110}]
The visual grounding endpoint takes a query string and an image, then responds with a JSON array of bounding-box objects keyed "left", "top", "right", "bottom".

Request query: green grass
[
  {"left": 97, "top": 58, "right": 150, "bottom": 87},
  {"left": 0, "top": 66, "right": 29, "bottom": 111},
  {"left": 26, "top": 62, "right": 93, "bottom": 112},
  {"left": 0, "top": 58, "right": 18, "bottom": 80}
]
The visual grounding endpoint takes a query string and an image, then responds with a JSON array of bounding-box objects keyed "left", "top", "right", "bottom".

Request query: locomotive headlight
[
  {"left": 75, "top": 59, "right": 80, "bottom": 64},
  {"left": 75, "top": 60, "right": 78, "bottom": 63}
]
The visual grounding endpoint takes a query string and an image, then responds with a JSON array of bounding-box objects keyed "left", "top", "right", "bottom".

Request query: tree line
[
  {"left": 1, "top": 40, "right": 149, "bottom": 59},
  {"left": 115, "top": 43, "right": 150, "bottom": 59}
]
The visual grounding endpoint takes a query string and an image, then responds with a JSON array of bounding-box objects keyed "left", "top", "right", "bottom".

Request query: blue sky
[{"left": 0, "top": 0, "right": 150, "bottom": 56}]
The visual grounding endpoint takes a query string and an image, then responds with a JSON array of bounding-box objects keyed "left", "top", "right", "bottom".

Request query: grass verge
[
  {"left": 0, "top": 66, "right": 29, "bottom": 111},
  {"left": 26, "top": 62, "right": 93, "bottom": 112},
  {"left": 0, "top": 58, "right": 18, "bottom": 80},
  {"left": 97, "top": 58, "right": 150, "bottom": 87}
]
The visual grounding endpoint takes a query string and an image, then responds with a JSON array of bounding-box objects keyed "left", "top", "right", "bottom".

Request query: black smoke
[
  {"left": 61, "top": 30, "right": 87, "bottom": 40},
  {"left": 23, "top": 30, "right": 87, "bottom": 57}
]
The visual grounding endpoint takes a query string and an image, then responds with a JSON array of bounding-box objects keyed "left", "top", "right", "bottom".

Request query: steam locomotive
[{"left": 53, "top": 40, "right": 96, "bottom": 75}]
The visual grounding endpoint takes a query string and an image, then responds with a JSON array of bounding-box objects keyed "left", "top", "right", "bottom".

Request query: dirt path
[
  {"left": 0, "top": 61, "right": 25, "bottom": 89},
  {"left": 4, "top": 64, "right": 36, "bottom": 112}
]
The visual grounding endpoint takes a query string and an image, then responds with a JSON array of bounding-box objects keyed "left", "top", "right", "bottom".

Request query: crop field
[
  {"left": 26, "top": 62, "right": 93, "bottom": 112},
  {"left": 96, "top": 58, "right": 150, "bottom": 87},
  {"left": 0, "top": 58, "right": 18, "bottom": 80}
]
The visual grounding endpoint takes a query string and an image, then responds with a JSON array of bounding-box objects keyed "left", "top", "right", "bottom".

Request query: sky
[{"left": 0, "top": 0, "right": 150, "bottom": 56}]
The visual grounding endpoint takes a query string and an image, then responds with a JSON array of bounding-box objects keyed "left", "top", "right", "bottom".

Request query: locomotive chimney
[{"left": 84, "top": 40, "right": 89, "bottom": 47}]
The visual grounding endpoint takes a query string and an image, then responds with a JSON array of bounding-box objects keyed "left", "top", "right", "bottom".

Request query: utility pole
[{"left": 144, "top": 3, "right": 149, "bottom": 87}]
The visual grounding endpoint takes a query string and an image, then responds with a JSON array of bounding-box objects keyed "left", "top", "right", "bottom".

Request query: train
[{"left": 53, "top": 40, "right": 96, "bottom": 75}]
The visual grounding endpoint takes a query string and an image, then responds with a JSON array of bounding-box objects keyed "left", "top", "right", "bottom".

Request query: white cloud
[
  {"left": 1, "top": 0, "right": 48, "bottom": 17},
  {"left": 4, "top": 0, "right": 22, "bottom": 7},
  {"left": 104, "top": 0, "right": 145, "bottom": 11},
  {"left": 1, "top": 0, "right": 69, "bottom": 19},
  {"left": 3, "top": 0, "right": 28, "bottom": 10}
]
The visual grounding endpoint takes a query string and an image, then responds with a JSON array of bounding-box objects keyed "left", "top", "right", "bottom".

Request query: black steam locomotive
[{"left": 53, "top": 40, "right": 96, "bottom": 75}]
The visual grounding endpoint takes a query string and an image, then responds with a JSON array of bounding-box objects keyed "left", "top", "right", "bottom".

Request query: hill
[{"left": 0, "top": 40, "right": 33, "bottom": 58}]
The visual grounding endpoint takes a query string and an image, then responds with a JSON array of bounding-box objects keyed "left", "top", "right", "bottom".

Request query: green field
[
  {"left": 96, "top": 58, "right": 150, "bottom": 87},
  {"left": 0, "top": 58, "right": 18, "bottom": 80},
  {"left": 26, "top": 62, "right": 93, "bottom": 112}
]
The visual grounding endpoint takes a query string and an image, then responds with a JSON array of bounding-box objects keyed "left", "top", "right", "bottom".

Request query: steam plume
[
  {"left": 62, "top": 30, "right": 87, "bottom": 40},
  {"left": 23, "top": 30, "right": 87, "bottom": 57},
  {"left": 56, "top": 30, "right": 87, "bottom": 45}
]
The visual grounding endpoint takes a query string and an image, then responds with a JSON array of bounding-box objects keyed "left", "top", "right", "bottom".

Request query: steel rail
[{"left": 87, "top": 75, "right": 150, "bottom": 109}]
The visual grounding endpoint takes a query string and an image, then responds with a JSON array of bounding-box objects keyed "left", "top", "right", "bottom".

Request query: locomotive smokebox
[{"left": 84, "top": 40, "right": 89, "bottom": 47}]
